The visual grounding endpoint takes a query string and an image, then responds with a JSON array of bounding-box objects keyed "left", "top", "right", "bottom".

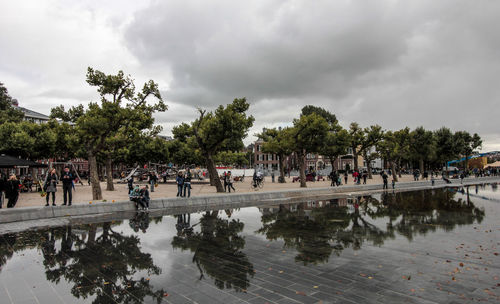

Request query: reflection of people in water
[
  {"left": 42, "top": 229, "right": 57, "bottom": 267},
  {"left": 60, "top": 226, "right": 74, "bottom": 255},
  {"left": 175, "top": 214, "right": 192, "bottom": 236},
  {"left": 129, "top": 212, "right": 151, "bottom": 233}
]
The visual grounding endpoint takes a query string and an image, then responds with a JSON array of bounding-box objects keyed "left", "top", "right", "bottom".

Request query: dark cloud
[
  {"left": 123, "top": 0, "right": 500, "bottom": 150},
  {"left": 1, "top": 0, "right": 499, "bottom": 150}
]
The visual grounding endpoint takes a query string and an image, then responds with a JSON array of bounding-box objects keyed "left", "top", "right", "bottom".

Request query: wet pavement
[{"left": 0, "top": 184, "right": 499, "bottom": 303}]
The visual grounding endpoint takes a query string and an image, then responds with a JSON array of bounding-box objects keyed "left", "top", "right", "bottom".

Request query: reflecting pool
[{"left": 0, "top": 185, "right": 499, "bottom": 303}]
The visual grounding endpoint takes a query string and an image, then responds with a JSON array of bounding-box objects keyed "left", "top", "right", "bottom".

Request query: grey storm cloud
[
  {"left": 123, "top": 0, "right": 500, "bottom": 150},
  {"left": 1, "top": 0, "right": 500, "bottom": 150}
]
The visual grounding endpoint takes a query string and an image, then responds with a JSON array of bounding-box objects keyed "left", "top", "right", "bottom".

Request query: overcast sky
[{"left": 1, "top": 0, "right": 499, "bottom": 151}]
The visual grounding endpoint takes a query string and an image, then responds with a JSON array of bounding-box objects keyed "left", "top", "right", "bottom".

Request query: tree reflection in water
[
  {"left": 0, "top": 213, "right": 165, "bottom": 304},
  {"left": 171, "top": 211, "right": 254, "bottom": 292},
  {"left": 258, "top": 188, "right": 485, "bottom": 265}
]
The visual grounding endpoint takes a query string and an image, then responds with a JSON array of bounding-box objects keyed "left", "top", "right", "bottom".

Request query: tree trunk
[
  {"left": 205, "top": 153, "right": 224, "bottom": 192},
  {"left": 105, "top": 157, "right": 114, "bottom": 191},
  {"left": 391, "top": 161, "right": 398, "bottom": 182},
  {"left": 398, "top": 159, "right": 402, "bottom": 178},
  {"left": 278, "top": 154, "right": 286, "bottom": 183},
  {"left": 87, "top": 224, "right": 97, "bottom": 244},
  {"left": 88, "top": 152, "right": 102, "bottom": 200},
  {"left": 364, "top": 152, "right": 373, "bottom": 179},
  {"left": 419, "top": 159, "right": 424, "bottom": 174},
  {"left": 329, "top": 156, "right": 337, "bottom": 173},
  {"left": 298, "top": 151, "right": 307, "bottom": 188},
  {"left": 352, "top": 146, "right": 359, "bottom": 171}
]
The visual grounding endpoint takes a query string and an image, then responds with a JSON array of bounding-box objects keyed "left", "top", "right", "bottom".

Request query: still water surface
[{"left": 0, "top": 185, "right": 498, "bottom": 303}]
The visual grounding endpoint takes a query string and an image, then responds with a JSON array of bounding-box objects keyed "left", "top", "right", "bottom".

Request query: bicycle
[{"left": 251, "top": 178, "right": 264, "bottom": 190}]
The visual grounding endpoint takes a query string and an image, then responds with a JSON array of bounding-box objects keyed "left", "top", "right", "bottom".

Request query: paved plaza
[
  {"left": 0, "top": 185, "right": 498, "bottom": 303},
  {"left": 8, "top": 174, "right": 440, "bottom": 208}
]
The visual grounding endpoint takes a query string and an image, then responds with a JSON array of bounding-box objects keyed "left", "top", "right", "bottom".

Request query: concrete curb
[{"left": 0, "top": 177, "right": 498, "bottom": 224}]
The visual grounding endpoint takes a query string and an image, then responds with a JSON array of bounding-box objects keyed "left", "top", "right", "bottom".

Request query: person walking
[
  {"left": 223, "top": 171, "right": 228, "bottom": 192},
  {"left": 183, "top": 168, "right": 192, "bottom": 198},
  {"left": 149, "top": 172, "right": 157, "bottom": 192},
  {"left": 329, "top": 171, "right": 336, "bottom": 187},
  {"left": 0, "top": 172, "right": 6, "bottom": 208},
  {"left": 5, "top": 174, "right": 21, "bottom": 208},
  {"left": 344, "top": 172, "right": 348, "bottom": 184},
  {"left": 61, "top": 167, "right": 74, "bottom": 206},
  {"left": 227, "top": 171, "right": 236, "bottom": 193},
  {"left": 44, "top": 168, "right": 58, "bottom": 206},
  {"left": 362, "top": 170, "right": 367, "bottom": 185},
  {"left": 382, "top": 171, "right": 388, "bottom": 190},
  {"left": 176, "top": 172, "right": 184, "bottom": 197}
]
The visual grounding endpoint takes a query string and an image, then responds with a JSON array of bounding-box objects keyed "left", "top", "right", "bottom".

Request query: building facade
[{"left": 253, "top": 139, "right": 279, "bottom": 172}]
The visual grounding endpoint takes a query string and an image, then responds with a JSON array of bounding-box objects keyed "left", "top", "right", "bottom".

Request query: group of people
[
  {"left": 43, "top": 167, "right": 75, "bottom": 206},
  {"left": 0, "top": 167, "right": 76, "bottom": 209},
  {"left": 128, "top": 184, "right": 151, "bottom": 210},
  {"left": 352, "top": 170, "right": 369, "bottom": 185},
  {"left": 176, "top": 169, "right": 193, "bottom": 197},
  {"left": 222, "top": 171, "right": 236, "bottom": 193}
]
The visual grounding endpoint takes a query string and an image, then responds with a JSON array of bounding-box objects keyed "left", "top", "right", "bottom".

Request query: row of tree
[
  {"left": 258, "top": 106, "right": 482, "bottom": 186},
  {"left": 0, "top": 75, "right": 482, "bottom": 196},
  {"left": 1, "top": 71, "right": 169, "bottom": 200},
  {"left": 1, "top": 72, "right": 256, "bottom": 198}
]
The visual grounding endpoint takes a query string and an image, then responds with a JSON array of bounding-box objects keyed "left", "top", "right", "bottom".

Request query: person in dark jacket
[
  {"left": 176, "top": 172, "right": 184, "bottom": 197},
  {"left": 382, "top": 171, "right": 389, "bottom": 189},
  {"left": 0, "top": 173, "right": 6, "bottom": 208},
  {"left": 139, "top": 185, "right": 150, "bottom": 210},
  {"left": 44, "top": 168, "right": 58, "bottom": 206},
  {"left": 329, "top": 171, "right": 337, "bottom": 187},
  {"left": 149, "top": 172, "right": 158, "bottom": 192},
  {"left": 5, "top": 174, "right": 21, "bottom": 208},
  {"left": 127, "top": 177, "right": 134, "bottom": 194},
  {"left": 61, "top": 167, "right": 74, "bottom": 206},
  {"left": 183, "top": 168, "right": 192, "bottom": 198}
]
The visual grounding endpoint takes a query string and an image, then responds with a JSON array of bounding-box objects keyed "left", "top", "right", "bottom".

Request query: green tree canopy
[
  {"left": 290, "top": 112, "right": 329, "bottom": 187},
  {"left": 0, "top": 82, "right": 24, "bottom": 124},
  {"left": 257, "top": 127, "right": 294, "bottom": 183},
  {"left": 453, "top": 131, "right": 482, "bottom": 169},
  {"left": 433, "top": 127, "right": 457, "bottom": 170},
  {"left": 175, "top": 98, "right": 254, "bottom": 192},
  {"left": 51, "top": 67, "right": 166, "bottom": 199},
  {"left": 410, "top": 126, "right": 435, "bottom": 172}
]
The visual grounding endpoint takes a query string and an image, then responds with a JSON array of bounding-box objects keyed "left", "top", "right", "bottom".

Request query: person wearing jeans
[
  {"left": 61, "top": 167, "right": 74, "bottom": 206},
  {"left": 183, "top": 169, "right": 192, "bottom": 198},
  {"left": 149, "top": 172, "right": 157, "bottom": 192},
  {"left": 176, "top": 172, "right": 184, "bottom": 197}
]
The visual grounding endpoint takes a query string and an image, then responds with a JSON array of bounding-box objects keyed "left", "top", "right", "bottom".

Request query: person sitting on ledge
[
  {"left": 129, "top": 185, "right": 146, "bottom": 210},
  {"left": 139, "top": 185, "right": 150, "bottom": 210}
]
